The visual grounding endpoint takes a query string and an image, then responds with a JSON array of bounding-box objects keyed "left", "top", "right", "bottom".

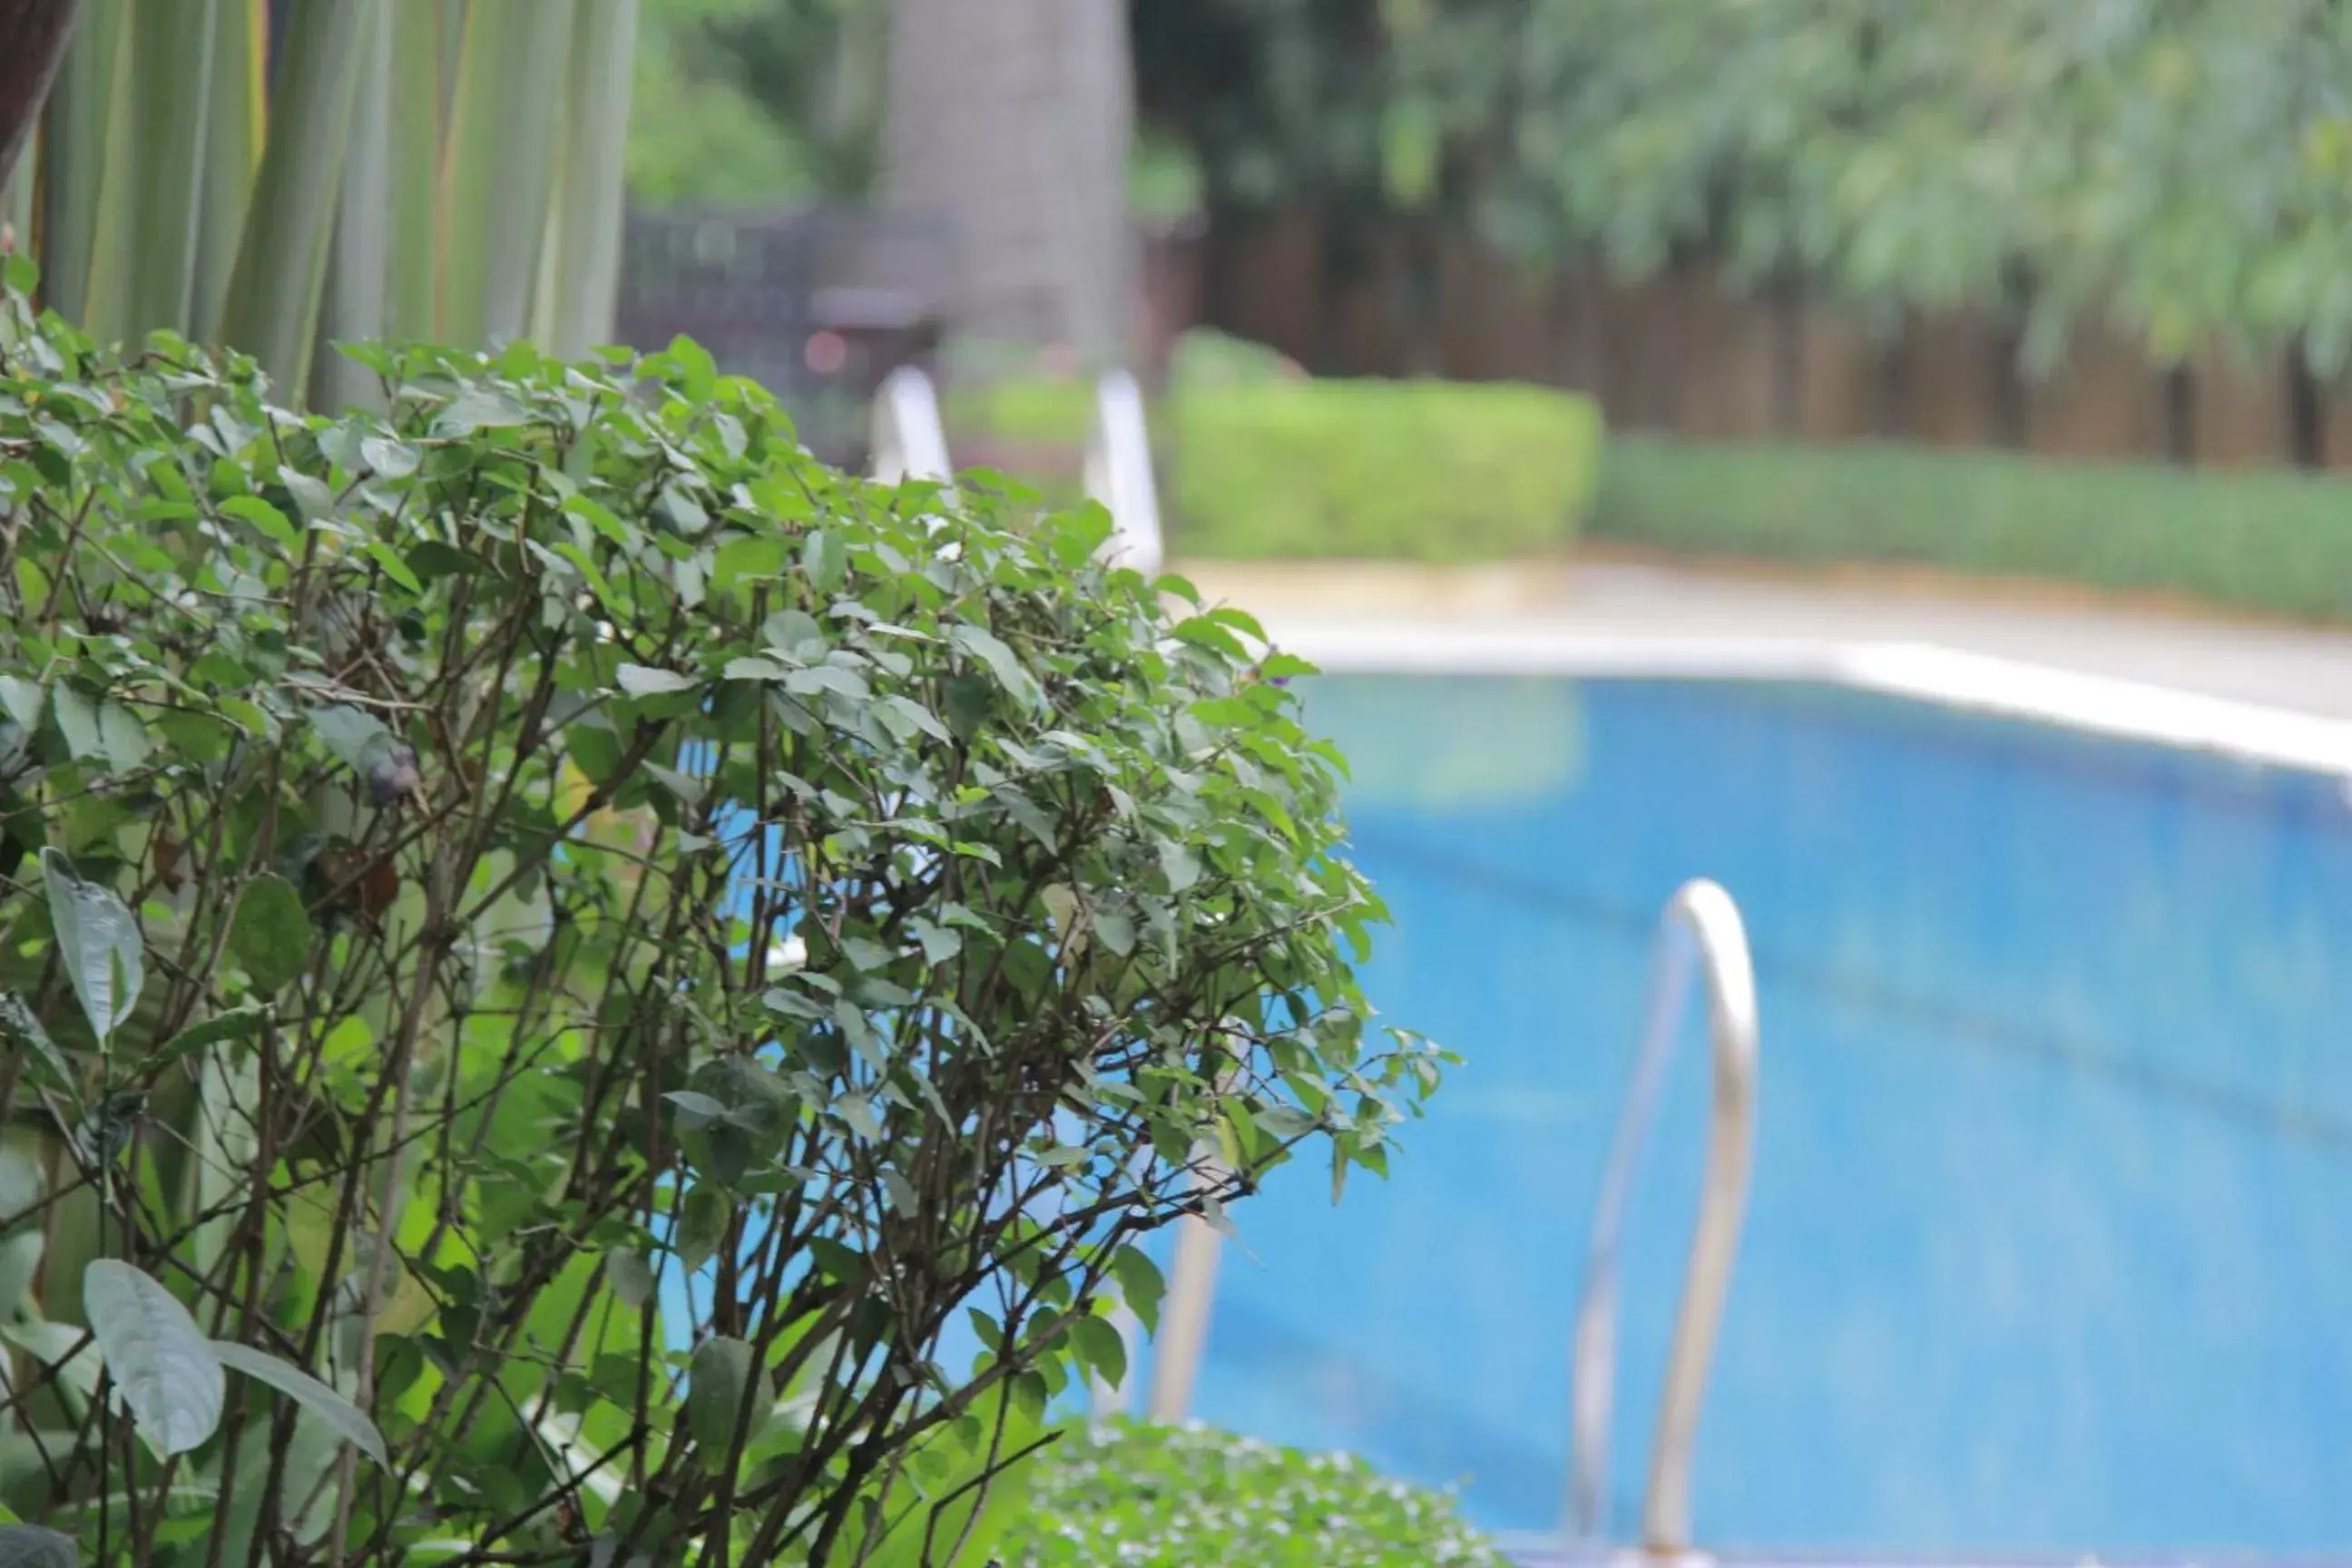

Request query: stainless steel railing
[
  {"left": 868, "top": 365, "right": 1163, "bottom": 582},
  {"left": 866, "top": 362, "right": 1176, "bottom": 1417},
  {"left": 1568, "top": 877, "right": 1760, "bottom": 1553},
  {"left": 1085, "top": 368, "right": 1164, "bottom": 577}
]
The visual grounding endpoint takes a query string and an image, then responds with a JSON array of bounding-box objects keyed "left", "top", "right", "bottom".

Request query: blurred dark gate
[{"left": 614, "top": 207, "right": 952, "bottom": 468}]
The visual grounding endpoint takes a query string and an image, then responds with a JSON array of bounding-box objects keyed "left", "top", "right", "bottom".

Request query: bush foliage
[
  {"left": 999, "top": 1419, "right": 1507, "bottom": 1568},
  {"left": 1596, "top": 435, "right": 2352, "bottom": 622},
  {"left": 0, "top": 269, "right": 1445, "bottom": 1564},
  {"left": 938, "top": 333, "right": 1594, "bottom": 564},
  {"left": 1171, "top": 377, "right": 1601, "bottom": 562}
]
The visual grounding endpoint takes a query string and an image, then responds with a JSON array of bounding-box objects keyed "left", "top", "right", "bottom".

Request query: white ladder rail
[
  {"left": 1084, "top": 368, "right": 1164, "bottom": 577},
  {"left": 863, "top": 360, "right": 1179, "bottom": 1421},
  {"left": 1568, "top": 877, "right": 1760, "bottom": 1553},
  {"left": 869, "top": 365, "right": 953, "bottom": 488}
]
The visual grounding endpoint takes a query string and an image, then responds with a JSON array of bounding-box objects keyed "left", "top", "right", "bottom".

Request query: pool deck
[{"left": 1179, "top": 559, "right": 2352, "bottom": 775}]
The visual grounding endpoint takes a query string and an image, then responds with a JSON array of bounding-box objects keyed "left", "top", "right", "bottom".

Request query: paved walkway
[{"left": 1181, "top": 559, "right": 2352, "bottom": 721}]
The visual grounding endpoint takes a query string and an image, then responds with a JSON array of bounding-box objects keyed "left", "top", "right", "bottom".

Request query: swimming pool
[{"left": 1161, "top": 674, "right": 2352, "bottom": 1559}]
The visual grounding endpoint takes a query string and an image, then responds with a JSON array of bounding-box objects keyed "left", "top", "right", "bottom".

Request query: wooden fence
[{"left": 1180, "top": 207, "right": 2352, "bottom": 471}]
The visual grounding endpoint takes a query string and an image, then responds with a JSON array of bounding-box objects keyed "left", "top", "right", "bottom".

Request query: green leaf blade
[
  {"left": 209, "top": 1338, "right": 387, "bottom": 1467},
  {"left": 42, "top": 849, "right": 143, "bottom": 1048},
  {"left": 82, "top": 1259, "right": 225, "bottom": 1455},
  {"left": 229, "top": 876, "right": 313, "bottom": 995}
]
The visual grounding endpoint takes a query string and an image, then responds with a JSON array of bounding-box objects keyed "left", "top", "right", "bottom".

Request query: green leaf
[
  {"left": 1070, "top": 1315, "right": 1128, "bottom": 1390},
  {"left": 51, "top": 686, "right": 101, "bottom": 761},
  {"left": 0, "top": 1322, "right": 101, "bottom": 1406},
  {"left": 209, "top": 1339, "right": 388, "bottom": 1467},
  {"left": 98, "top": 701, "right": 148, "bottom": 771},
  {"left": 0, "top": 1524, "right": 76, "bottom": 1568},
  {"left": 662, "top": 1091, "right": 727, "bottom": 1129},
  {"left": 807, "top": 1238, "right": 863, "bottom": 1284},
  {"left": 605, "top": 1249, "right": 654, "bottom": 1309},
  {"left": 1171, "top": 617, "right": 1250, "bottom": 660},
  {"left": 0, "top": 994, "right": 76, "bottom": 1102},
  {"left": 229, "top": 875, "right": 313, "bottom": 995},
  {"left": 687, "top": 1335, "right": 757, "bottom": 1455},
  {"left": 615, "top": 663, "right": 698, "bottom": 697},
  {"left": 365, "top": 541, "right": 424, "bottom": 594},
  {"left": 1093, "top": 910, "right": 1137, "bottom": 956},
  {"left": 219, "top": 699, "right": 276, "bottom": 740},
  {"left": 81, "top": 1259, "right": 225, "bottom": 1455},
  {"left": 1110, "top": 1249, "right": 1166, "bottom": 1336},
  {"left": 0, "top": 1233, "right": 45, "bottom": 1319},
  {"left": 1255, "top": 1104, "right": 1318, "bottom": 1141},
  {"left": 948, "top": 625, "right": 1044, "bottom": 710},
  {"left": 907, "top": 918, "right": 962, "bottom": 965},
  {"left": 0, "top": 679, "right": 40, "bottom": 731},
  {"left": 360, "top": 435, "right": 418, "bottom": 477},
  {"left": 281, "top": 471, "right": 335, "bottom": 523},
  {"left": 712, "top": 534, "right": 785, "bottom": 589},
  {"left": 676, "top": 1184, "right": 731, "bottom": 1270},
  {"left": 1156, "top": 841, "right": 1202, "bottom": 894},
  {"left": 42, "top": 849, "right": 143, "bottom": 1048},
  {"left": 134, "top": 1004, "right": 271, "bottom": 1081},
  {"left": 432, "top": 387, "right": 529, "bottom": 436},
  {"left": 407, "top": 540, "right": 477, "bottom": 580},
  {"left": 837, "top": 1093, "right": 880, "bottom": 1140},
  {"left": 940, "top": 675, "right": 992, "bottom": 740},
  {"left": 309, "top": 704, "right": 390, "bottom": 769},
  {"left": 220, "top": 495, "right": 298, "bottom": 548}
]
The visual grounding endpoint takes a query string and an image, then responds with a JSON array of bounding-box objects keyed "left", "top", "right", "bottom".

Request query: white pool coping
[{"left": 1273, "top": 622, "right": 2352, "bottom": 781}]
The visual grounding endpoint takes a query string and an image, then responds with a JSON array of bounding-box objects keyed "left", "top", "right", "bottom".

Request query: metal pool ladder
[
  {"left": 1568, "top": 877, "right": 1760, "bottom": 1554},
  {"left": 869, "top": 365, "right": 954, "bottom": 486},
  {"left": 866, "top": 364, "right": 1165, "bottom": 583},
  {"left": 1084, "top": 368, "right": 1164, "bottom": 576}
]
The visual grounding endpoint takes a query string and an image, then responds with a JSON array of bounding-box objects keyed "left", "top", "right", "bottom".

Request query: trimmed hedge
[
  {"left": 944, "top": 375, "right": 1094, "bottom": 447},
  {"left": 939, "top": 357, "right": 1602, "bottom": 564},
  {"left": 1171, "top": 378, "right": 1602, "bottom": 561},
  {"left": 1595, "top": 436, "right": 2352, "bottom": 622}
]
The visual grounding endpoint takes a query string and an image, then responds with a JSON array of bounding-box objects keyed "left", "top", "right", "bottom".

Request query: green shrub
[
  {"left": 0, "top": 269, "right": 1447, "bottom": 1564},
  {"left": 1168, "top": 328, "right": 1302, "bottom": 391},
  {"left": 940, "top": 372, "right": 1096, "bottom": 514},
  {"left": 1596, "top": 435, "right": 2352, "bottom": 622},
  {"left": 1001, "top": 1420, "right": 1507, "bottom": 1568},
  {"left": 943, "top": 375, "right": 1095, "bottom": 448},
  {"left": 1170, "top": 378, "right": 1602, "bottom": 562}
]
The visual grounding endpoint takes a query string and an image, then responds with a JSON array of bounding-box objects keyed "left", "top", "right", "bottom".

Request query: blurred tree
[
  {"left": 625, "top": 0, "right": 871, "bottom": 206},
  {"left": 883, "top": 0, "right": 1134, "bottom": 363},
  {"left": 704, "top": 0, "right": 883, "bottom": 198},
  {"left": 1131, "top": 0, "right": 2352, "bottom": 380},
  {"left": 1129, "top": 0, "right": 1388, "bottom": 215},
  {"left": 1384, "top": 0, "right": 2352, "bottom": 375}
]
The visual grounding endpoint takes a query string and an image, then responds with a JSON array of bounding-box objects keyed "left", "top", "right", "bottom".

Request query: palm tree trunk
[{"left": 0, "top": 0, "right": 80, "bottom": 194}]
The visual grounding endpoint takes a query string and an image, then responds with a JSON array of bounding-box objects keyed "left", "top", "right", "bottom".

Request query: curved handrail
[
  {"left": 1568, "top": 878, "right": 1759, "bottom": 1553},
  {"left": 1084, "top": 368, "right": 1164, "bottom": 577},
  {"left": 1142, "top": 1063, "right": 1237, "bottom": 1422},
  {"left": 870, "top": 365, "right": 953, "bottom": 487},
  {"left": 1145, "top": 1192, "right": 1224, "bottom": 1419}
]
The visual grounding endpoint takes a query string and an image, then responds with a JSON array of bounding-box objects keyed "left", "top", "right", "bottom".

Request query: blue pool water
[{"left": 1161, "top": 676, "right": 2352, "bottom": 1558}]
